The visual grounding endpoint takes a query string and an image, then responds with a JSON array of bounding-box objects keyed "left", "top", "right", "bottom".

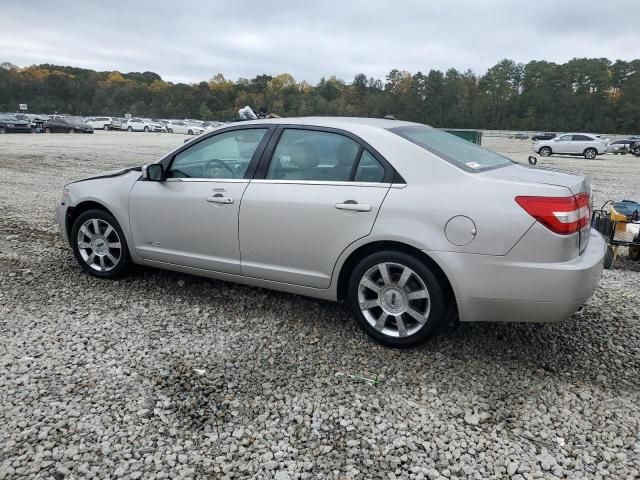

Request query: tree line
[{"left": 1, "top": 58, "right": 638, "bottom": 133}]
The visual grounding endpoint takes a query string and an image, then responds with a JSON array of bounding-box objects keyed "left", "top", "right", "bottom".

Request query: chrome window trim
[
  {"left": 165, "top": 178, "right": 249, "bottom": 183},
  {"left": 249, "top": 179, "right": 392, "bottom": 188}
]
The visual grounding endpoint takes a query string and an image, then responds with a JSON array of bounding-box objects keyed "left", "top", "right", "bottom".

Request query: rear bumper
[{"left": 429, "top": 229, "right": 606, "bottom": 323}]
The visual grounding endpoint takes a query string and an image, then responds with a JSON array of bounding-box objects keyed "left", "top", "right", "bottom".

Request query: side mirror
[{"left": 142, "top": 164, "right": 164, "bottom": 181}]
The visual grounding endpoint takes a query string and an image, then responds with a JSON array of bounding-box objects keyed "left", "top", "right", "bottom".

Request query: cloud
[{"left": 1, "top": 0, "right": 638, "bottom": 83}]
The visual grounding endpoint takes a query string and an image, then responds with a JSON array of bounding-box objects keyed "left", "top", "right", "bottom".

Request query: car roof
[{"left": 237, "top": 116, "right": 424, "bottom": 130}]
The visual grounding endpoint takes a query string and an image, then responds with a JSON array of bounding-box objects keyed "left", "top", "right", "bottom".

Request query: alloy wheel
[
  {"left": 76, "top": 218, "right": 122, "bottom": 272},
  {"left": 357, "top": 262, "right": 431, "bottom": 338}
]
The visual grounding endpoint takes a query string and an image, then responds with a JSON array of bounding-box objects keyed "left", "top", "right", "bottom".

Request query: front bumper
[
  {"left": 56, "top": 203, "right": 70, "bottom": 247},
  {"left": 430, "top": 229, "right": 606, "bottom": 323}
]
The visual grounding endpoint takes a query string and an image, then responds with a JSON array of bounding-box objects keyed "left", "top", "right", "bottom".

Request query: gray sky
[{"left": 1, "top": 0, "right": 638, "bottom": 84}]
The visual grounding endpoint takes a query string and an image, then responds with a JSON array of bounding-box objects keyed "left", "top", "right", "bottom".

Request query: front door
[
  {"left": 129, "top": 127, "right": 271, "bottom": 274},
  {"left": 239, "top": 127, "right": 392, "bottom": 288},
  {"left": 554, "top": 134, "right": 573, "bottom": 154}
]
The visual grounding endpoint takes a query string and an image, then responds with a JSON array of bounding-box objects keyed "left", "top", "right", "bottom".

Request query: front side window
[
  {"left": 266, "top": 129, "right": 360, "bottom": 181},
  {"left": 557, "top": 134, "right": 572, "bottom": 141},
  {"left": 168, "top": 129, "right": 267, "bottom": 179},
  {"left": 389, "top": 125, "right": 512, "bottom": 173}
]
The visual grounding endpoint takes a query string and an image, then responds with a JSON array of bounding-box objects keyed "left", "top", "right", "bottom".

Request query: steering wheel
[{"left": 203, "top": 159, "right": 237, "bottom": 178}]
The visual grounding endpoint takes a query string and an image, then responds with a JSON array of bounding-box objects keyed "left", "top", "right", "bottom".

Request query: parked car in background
[
  {"left": 165, "top": 120, "right": 189, "bottom": 134},
  {"left": 606, "top": 139, "right": 635, "bottom": 154},
  {"left": 627, "top": 135, "right": 640, "bottom": 141},
  {"left": 86, "top": 117, "right": 114, "bottom": 130},
  {"left": 185, "top": 122, "right": 205, "bottom": 135},
  {"left": 0, "top": 113, "right": 32, "bottom": 133},
  {"left": 43, "top": 116, "right": 94, "bottom": 133},
  {"left": 125, "top": 118, "right": 164, "bottom": 132},
  {"left": 533, "top": 133, "right": 606, "bottom": 159},
  {"left": 109, "top": 118, "right": 126, "bottom": 130},
  {"left": 510, "top": 133, "right": 529, "bottom": 140},
  {"left": 56, "top": 117, "right": 605, "bottom": 347},
  {"left": 531, "top": 132, "right": 557, "bottom": 141}
]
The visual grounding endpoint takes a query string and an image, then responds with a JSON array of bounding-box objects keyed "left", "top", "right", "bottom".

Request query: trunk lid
[{"left": 485, "top": 163, "right": 588, "bottom": 195}]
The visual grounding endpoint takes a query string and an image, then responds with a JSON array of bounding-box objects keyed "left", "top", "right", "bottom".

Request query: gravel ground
[{"left": 1, "top": 131, "right": 639, "bottom": 479}]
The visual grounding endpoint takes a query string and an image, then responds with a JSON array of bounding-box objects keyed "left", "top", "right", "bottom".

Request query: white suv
[
  {"left": 86, "top": 117, "right": 113, "bottom": 130},
  {"left": 125, "top": 118, "right": 164, "bottom": 132},
  {"left": 533, "top": 133, "right": 607, "bottom": 159}
]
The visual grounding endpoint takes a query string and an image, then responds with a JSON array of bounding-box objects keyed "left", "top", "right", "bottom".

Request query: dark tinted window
[
  {"left": 572, "top": 135, "right": 593, "bottom": 141},
  {"left": 389, "top": 125, "right": 512, "bottom": 173}
]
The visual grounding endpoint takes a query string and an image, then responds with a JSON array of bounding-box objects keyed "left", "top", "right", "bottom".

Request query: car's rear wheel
[
  {"left": 69, "top": 128, "right": 75, "bottom": 134},
  {"left": 167, "top": 128, "right": 173, "bottom": 134},
  {"left": 70, "top": 209, "right": 132, "bottom": 279},
  {"left": 0, "top": 127, "right": 6, "bottom": 134},
  {"left": 44, "top": 127, "right": 51, "bottom": 133},
  {"left": 347, "top": 251, "right": 445, "bottom": 348},
  {"left": 584, "top": 148, "right": 597, "bottom": 159},
  {"left": 188, "top": 129, "right": 193, "bottom": 135},
  {"left": 104, "top": 125, "right": 109, "bottom": 131},
  {"left": 127, "top": 126, "right": 133, "bottom": 132},
  {"left": 539, "top": 146, "right": 552, "bottom": 157}
]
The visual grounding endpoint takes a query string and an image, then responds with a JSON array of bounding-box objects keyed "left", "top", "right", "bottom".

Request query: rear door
[{"left": 239, "top": 126, "right": 393, "bottom": 288}]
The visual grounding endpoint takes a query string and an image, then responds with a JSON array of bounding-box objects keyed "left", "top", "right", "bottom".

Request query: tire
[
  {"left": 0, "top": 127, "right": 6, "bottom": 134},
  {"left": 188, "top": 129, "right": 193, "bottom": 135},
  {"left": 347, "top": 251, "right": 446, "bottom": 348},
  {"left": 104, "top": 125, "right": 109, "bottom": 131},
  {"left": 144, "top": 126, "right": 150, "bottom": 132},
  {"left": 584, "top": 148, "right": 597, "bottom": 160},
  {"left": 167, "top": 128, "right": 173, "bottom": 134},
  {"left": 44, "top": 127, "right": 51, "bottom": 134},
  {"left": 603, "top": 246, "right": 614, "bottom": 270},
  {"left": 127, "top": 126, "right": 133, "bottom": 132},
  {"left": 539, "top": 146, "right": 552, "bottom": 157},
  {"left": 70, "top": 209, "right": 132, "bottom": 279},
  {"left": 69, "top": 128, "right": 75, "bottom": 134}
]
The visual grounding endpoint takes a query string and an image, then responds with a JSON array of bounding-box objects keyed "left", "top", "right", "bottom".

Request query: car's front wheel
[
  {"left": 0, "top": 127, "right": 6, "bottom": 134},
  {"left": 584, "top": 147, "right": 597, "bottom": 159},
  {"left": 44, "top": 127, "right": 51, "bottom": 133},
  {"left": 347, "top": 251, "right": 445, "bottom": 348},
  {"left": 70, "top": 209, "right": 132, "bottom": 278},
  {"left": 539, "top": 146, "right": 552, "bottom": 157},
  {"left": 127, "top": 126, "right": 133, "bottom": 132},
  {"left": 144, "top": 126, "right": 150, "bottom": 132}
]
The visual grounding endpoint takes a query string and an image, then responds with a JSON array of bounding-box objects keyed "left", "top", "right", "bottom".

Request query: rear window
[{"left": 389, "top": 125, "right": 513, "bottom": 173}]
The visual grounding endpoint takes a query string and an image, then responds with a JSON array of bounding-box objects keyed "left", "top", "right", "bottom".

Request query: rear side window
[
  {"left": 266, "top": 129, "right": 360, "bottom": 181},
  {"left": 389, "top": 125, "right": 512, "bottom": 173},
  {"left": 572, "top": 135, "right": 593, "bottom": 141},
  {"left": 355, "top": 150, "right": 385, "bottom": 182}
]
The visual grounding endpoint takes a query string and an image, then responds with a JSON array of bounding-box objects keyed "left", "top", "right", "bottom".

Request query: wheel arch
[
  {"left": 335, "top": 240, "right": 458, "bottom": 315},
  {"left": 65, "top": 200, "right": 114, "bottom": 239}
]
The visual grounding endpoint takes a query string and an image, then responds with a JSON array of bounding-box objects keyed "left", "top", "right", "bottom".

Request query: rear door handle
[
  {"left": 206, "top": 195, "right": 234, "bottom": 204},
  {"left": 334, "top": 202, "right": 372, "bottom": 212}
]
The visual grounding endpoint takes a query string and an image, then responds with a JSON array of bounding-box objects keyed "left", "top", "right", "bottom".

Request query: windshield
[{"left": 389, "top": 125, "right": 513, "bottom": 173}]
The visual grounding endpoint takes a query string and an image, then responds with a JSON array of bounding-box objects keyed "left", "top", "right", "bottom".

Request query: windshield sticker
[{"left": 466, "top": 161, "right": 481, "bottom": 169}]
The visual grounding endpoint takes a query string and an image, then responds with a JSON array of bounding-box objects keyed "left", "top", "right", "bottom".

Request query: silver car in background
[{"left": 56, "top": 117, "right": 605, "bottom": 347}]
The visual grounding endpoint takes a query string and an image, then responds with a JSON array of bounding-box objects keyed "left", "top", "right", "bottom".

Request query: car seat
[{"left": 283, "top": 143, "right": 321, "bottom": 180}]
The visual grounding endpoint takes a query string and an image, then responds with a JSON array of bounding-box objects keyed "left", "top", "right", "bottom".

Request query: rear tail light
[{"left": 516, "top": 192, "right": 591, "bottom": 235}]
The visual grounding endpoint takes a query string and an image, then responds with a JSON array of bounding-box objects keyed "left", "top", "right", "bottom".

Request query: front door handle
[
  {"left": 206, "top": 195, "right": 234, "bottom": 204},
  {"left": 334, "top": 202, "right": 372, "bottom": 212}
]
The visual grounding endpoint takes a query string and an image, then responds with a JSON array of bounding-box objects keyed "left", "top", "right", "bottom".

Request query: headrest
[{"left": 289, "top": 143, "right": 319, "bottom": 168}]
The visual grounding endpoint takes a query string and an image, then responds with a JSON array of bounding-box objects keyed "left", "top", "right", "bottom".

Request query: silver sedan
[{"left": 56, "top": 117, "right": 605, "bottom": 347}]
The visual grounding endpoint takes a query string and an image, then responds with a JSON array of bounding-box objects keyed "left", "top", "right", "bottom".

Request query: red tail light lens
[{"left": 516, "top": 192, "right": 591, "bottom": 235}]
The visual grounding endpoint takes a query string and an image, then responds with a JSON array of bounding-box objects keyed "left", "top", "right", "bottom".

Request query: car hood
[
  {"left": 482, "top": 163, "right": 588, "bottom": 195},
  {"left": 69, "top": 166, "right": 142, "bottom": 185}
]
